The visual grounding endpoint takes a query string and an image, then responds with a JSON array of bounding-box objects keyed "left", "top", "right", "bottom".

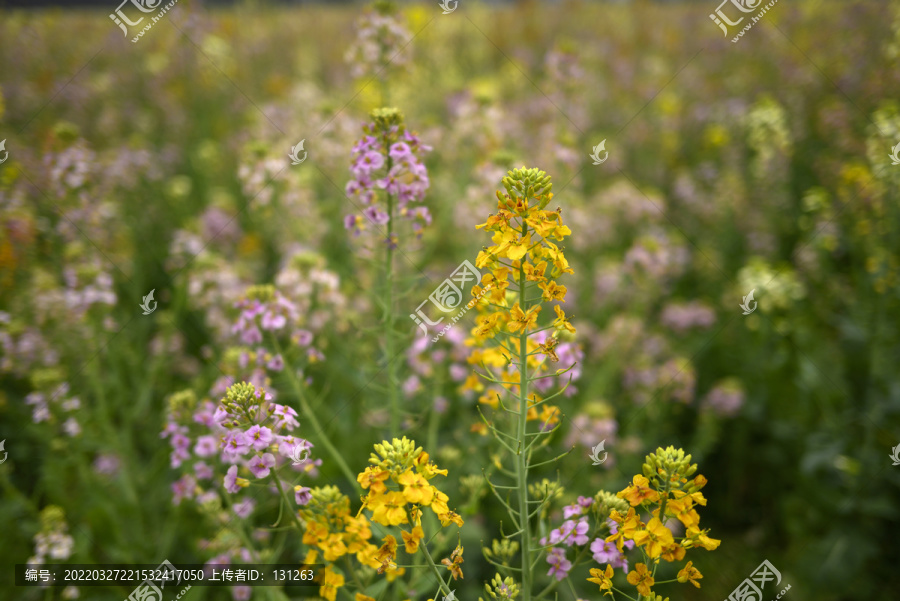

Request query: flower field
[{"left": 1, "top": 1, "right": 900, "bottom": 600}]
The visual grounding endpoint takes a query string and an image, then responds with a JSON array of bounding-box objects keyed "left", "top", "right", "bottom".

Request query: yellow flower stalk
[
  {"left": 591, "top": 447, "right": 719, "bottom": 601},
  {"left": 467, "top": 167, "right": 577, "bottom": 601}
]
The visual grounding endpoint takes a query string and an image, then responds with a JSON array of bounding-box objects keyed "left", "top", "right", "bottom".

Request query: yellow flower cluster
[
  {"left": 358, "top": 438, "right": 463, "bottom": 576},
  {"left": 588, "top": 447, "right": 719, "bottom": 599},
  {"left": 463, "top": 167, "right": 577, "bottom": 431},
  {"left": 359, "top": 437, "right": 461, "bottom": 526},
  {"left": 299, "top": 439, "right": 463, "bottom": 600},
  {"left": 298, "top": 487, "right": 383, "bottom": 600}
]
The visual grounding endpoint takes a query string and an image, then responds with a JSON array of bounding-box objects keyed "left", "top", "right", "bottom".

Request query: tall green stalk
[
  {"left": 515, "top": 233, "right": 533, "bottom": 601},
  {"left": 383, "top": 152, "right": 400, "bottom": 436}
]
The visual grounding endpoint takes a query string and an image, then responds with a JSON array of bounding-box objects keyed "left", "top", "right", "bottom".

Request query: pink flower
[
  {"left": 248, "top": 453, "right": 276, "bottom": 479},
  {"left": 388, "top": 142, "right": 411, "bottom": 160},
  {"left": 222, "top": 431, "right": 251, "bottom": 457},
  {"left": 194, "top": 462, "right": 214, "bottom": 480},
  {"left": 294, "top": 485, "right": 312, "bottom": 506},
  {"left": 172, "top": 475, "right": 196, "bottom": 504},
  {"left": 233, "top": 499, "right": 256, "bottom": 519},
  {"left": 245, "top": 425, "right": 274, "bottom": 451},
  {"left": 546, "top": 548, "right": 572, "bottom": 581},
  {"left": 272, "top": 405, "right": 299, "bottom": 431},
  {"left": 194, "top": 435, "right": 219, "bottom": 457},
  {"left": 224, "top": 465, "right": 243, "bottom": 493}
]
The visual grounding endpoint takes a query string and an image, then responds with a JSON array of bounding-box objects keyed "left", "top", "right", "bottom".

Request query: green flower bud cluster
[
  {"left": 642, "top": 446, "right": 698, "bottom": 492},
  {"left": 528, "top": 478, "right": 563, "bottom": 502},
  {"left": 166, "top": 389, "right": 198, "bottom": 422},
  {"left": 39, "top": 506, "right": 67, "bottom": 531},
  {"left": 30, "top": 367, "right": 65, "bottom": 394},
  {"left": 370, "top": 107, "right": 404, "bottom": 132},
  {"left": 300, "top": 486, "right": 351, "bottom": 528},
  {"left": 220, "top": 382, "right": 275, "bottom": 427},
  {"left": 482, "top": 573, "right": 520, "bottom": 600},
  {"left": 373, "top": 0, "right": 397, "bottom": 15},
  {"left": 483, "top": 539, "right": 519, "bottom": 567},
  {"left": 243, "top": 284, "right": 276, "bottom": 303},
  {"left": 368, "top": 437, "right": 423, "bottom": 474},
  {"left": 498, "top": 167, "right": 553, "bottom": 209},
  {"left": 592, "top": 490, "right": 629, "bottom": 521},
  {"left": 459, "top": 474, "right": 486, "bottom": 499}
]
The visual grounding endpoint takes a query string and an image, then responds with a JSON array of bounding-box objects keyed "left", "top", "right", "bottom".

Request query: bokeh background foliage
[{"left": 1, "top": 0, "right": 900, "bottom": 599}]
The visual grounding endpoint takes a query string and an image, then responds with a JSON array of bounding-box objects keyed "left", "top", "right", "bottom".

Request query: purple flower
[
  {"left": 293, "top": 329, "right": 314, "bottom": 347},
  {"left": 172, "top": 475, "right": 196, "bottom": 504},
  {"left": 563, "top": 503, "right": 583, "bottom": 519},
  {"left": 272, "top": 404, "right": 299, "bottom": 431},
  {"left": 363, "top": 205, "right": 389, "bottom": 226},
  {"left": 344, "top": 214, "right": 365, "bottom": 236},
  {"left": 245, "top": 425, "right": 274, "bottom": 451},
  {"left": 389, "top": 142, "right": 412, "bottom": 160},
  {"left": 233, "top": 498, "right": 256, "bottom": 519},
  {"left": 224, "top": 465, "right": 243, "bottom": 493},
  {"left": 267, "top": 354, "right": 284, "bottom": 371},
  {"left": 260, "top": 311, "right": 286, "bottom": 330},
  {"left": 294, "top": 485, "right": 312, "bottom": 505},
  {"left": 194, "top": 435, "right": 219, "bottom": 457},
  {"left": 590, "top": 537, "right": 631, "bottom": 572},
  {"left": 570, "top": 518, "right": 590, "bottom": 546},
  {"left": 546, "top": 548, "right": 572, "bottom": 581},
  {"left": 358, "top": 150, "right": 385, "bottom": 173},
  {"left": 248, "top": 453, "right": 276, "bottom": 479},
  {"left": 223, "top": 431, "right": 251, "bottom": 457},
  {"left": 194, "top": 462, "right": 214, "bottom": 480}
]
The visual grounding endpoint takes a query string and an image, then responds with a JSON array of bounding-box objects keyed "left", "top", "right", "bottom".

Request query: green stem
[
  {"left": 384, "top": 154, "right": 400, "bottom": 436},
  {"left": 419, "top": 540, "right": 452, "bottom": 598},
  {"left": 515, "top": 222, "right": 533, "bottom": 601},
  {"left": 221, "top": 492, "right": 263, "bottom": 563},
  {"left": 270, "top": 472, "right": 304, "bottom": 531},
  {"left": 271, "top": 337, "right": 360, "bottom": 492}
]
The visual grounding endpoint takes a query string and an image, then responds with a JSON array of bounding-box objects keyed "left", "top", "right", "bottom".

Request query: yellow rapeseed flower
[
  {"left": 618, "top": 475, "right": 660, "bottom": 506},
  {"left": 626, "top": 563, "right": 655, "bottom": 597},
  {"left": 587, "top": 564, "right": 615, "bottom": 596},
  {"left": 508, "top": 303, "right": 540, "bottom": 333},
  {"left": 632, "top": 517, "right": 675, "bottom": 559},
  {"left": 368, "top": 491, "right": 409, "bottom": 526},
  {"left": 398, "top": 469, "right": 434, "bottom": 505},
  {"left": 677, "top": 560, "right": 703, "bottom": 588},
  {"left": 401, "top": 525, "right": 424, "bottom": 553}
]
